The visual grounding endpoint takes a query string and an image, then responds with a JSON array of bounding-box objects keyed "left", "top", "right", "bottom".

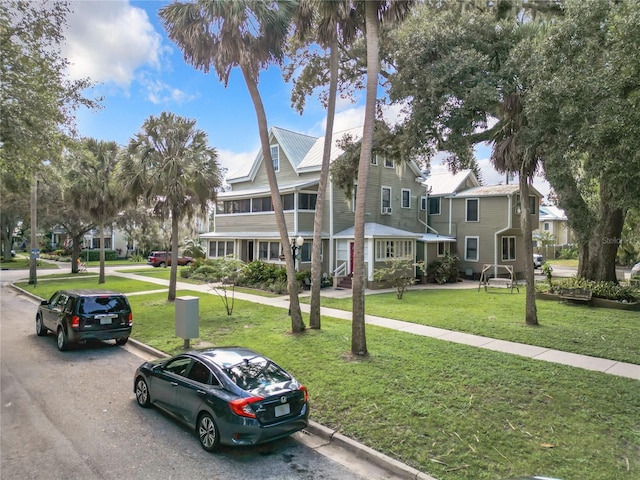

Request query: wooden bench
[
  {"left": 558, "top": 288, "right": 592, "bottom": 303},
  {"left": 486, "top": 277, "right": 519, "bottom": 292}
]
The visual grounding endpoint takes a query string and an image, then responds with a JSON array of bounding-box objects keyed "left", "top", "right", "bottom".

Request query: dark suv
[{"left": 36, "top": 290, "right": 133, "bottom": 351}]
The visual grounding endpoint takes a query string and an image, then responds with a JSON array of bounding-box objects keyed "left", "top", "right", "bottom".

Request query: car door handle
[
  {"left": 171, "top": 382, "right": 178, "bottom": 386},
  {"left": 197, "top": 390, "right": 207, "bottom": 396}
]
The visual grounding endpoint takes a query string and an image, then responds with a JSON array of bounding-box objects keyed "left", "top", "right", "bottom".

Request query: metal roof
[
  {"left": 333, "top": 223, "right": 422, "bottom": 239},
  {"left": 426, "top": 169, "right": 478, "bottom": 195},
  {"left": 216, "top": 179, "right": 319, "bottom": 199}
]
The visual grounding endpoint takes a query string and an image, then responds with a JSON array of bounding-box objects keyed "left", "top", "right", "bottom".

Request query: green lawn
[
  {"left": 14, "top": 276, "right": 640, "bottom": 479},
  {"left": 15, "top": 275, "right": 167, "bottom": 297},
  {"left": 306, "top": 288, "right": 640, "bottom": 364}
]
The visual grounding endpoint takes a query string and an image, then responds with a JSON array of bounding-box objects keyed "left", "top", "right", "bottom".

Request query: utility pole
[{"left": 28, "top": 174, "right": 37, "bottom": 285}]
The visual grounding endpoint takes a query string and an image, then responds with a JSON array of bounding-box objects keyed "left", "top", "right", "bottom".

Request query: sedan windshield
[{"left": 224, "top": 357, "right": 291, "bottom": 391}]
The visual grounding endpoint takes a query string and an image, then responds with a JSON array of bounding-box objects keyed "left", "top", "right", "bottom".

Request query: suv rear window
[{"left": 78, "top": 296, "right": 129, "bottom": 315}]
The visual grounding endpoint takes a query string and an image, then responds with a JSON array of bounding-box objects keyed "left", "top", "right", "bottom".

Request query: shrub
[
  {"left": 425, "top": 253, "right": 459, "bottom": 284},
  {"left": 557, "top": 246, "right": 578, "bottom": 260},
  {"left": 239, "top": 260, "right": 287, "bottom": 287},
  {"left": 374, "top": 259, "right": 424, "bottom": 299},
  {"left": 551, "top": 277, "right": 639, "bottom": 302}
]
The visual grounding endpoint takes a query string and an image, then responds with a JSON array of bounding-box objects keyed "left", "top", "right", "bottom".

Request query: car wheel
[
  {"left": 57, "top": 327, "right": 69, "bottom": 351},
  {"left": 159, "top": 262, "right": 166, "bottom": 268},
  {"left": 185, "top": 261, "right": 192, "bottom": 266},
  {"left": 197, "top": 412, "right": 220, "bottom": 452},
  {"left": 115, "top": 337, "right": 129, "bottom": 346},
  {"left": 135, "top": 377, "right": 151, "bottom": 408},
  {"left": 35, "top": 314, "right": 47, "bottom": 336}
]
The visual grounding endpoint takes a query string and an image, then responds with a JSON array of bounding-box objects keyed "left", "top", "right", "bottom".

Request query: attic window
[{"left": 271, "top": 145, "right": 279, "bottom": 172}]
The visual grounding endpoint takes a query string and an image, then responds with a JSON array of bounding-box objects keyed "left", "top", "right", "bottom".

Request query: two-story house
[
  {"left": 426, "top": 170, "right": 542, "bottom": 279},
  {"left": 201, "top": 126, "right": 541, "bottom": 287}
]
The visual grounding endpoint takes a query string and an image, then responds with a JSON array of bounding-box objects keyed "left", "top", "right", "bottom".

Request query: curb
[{"left": 304, "top": 422, "right": 437, "bottom": 480}]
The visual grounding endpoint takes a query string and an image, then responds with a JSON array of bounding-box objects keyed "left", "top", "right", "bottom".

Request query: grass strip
[{"left": 309, "top": 288, "right": 640, "bottom": 364}]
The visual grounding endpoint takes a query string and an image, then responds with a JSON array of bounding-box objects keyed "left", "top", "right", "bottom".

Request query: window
[
  {"left": 466, "top": 198, "right": 479, "bottom": 222},
  {"left": 381, "top": 187, "right": 391, "bottom": 212},
  {"left": 298, "top": 193, "right": 317, "bottom": 210},
  {"left": 465, "top": 236, "right": 479, "bottom": 261},
  {"left": 437, "top": 242, "right": 449, "bottom": 257},
  {"left": 544, "top": 222, "right": 550, "bottom": 231},
  {"left": 271, "top": 145, "right": 279, "bottom": 172},
  {"left": 384, "top": 157, "right": 394, "bottom": 168},
  {"left": 165, "top": 357, "right": 192, "bottom": 377},
  {"left": 187, "top": 360, "right": 212, "bottom": 384},
  {"left": 281, "top": 193, "right": 294, "bottom": 211},
  {"left": 420, "top": 196, "right": 426, "bottom": 211},
  {"left": 221, "top": 199, "right": 251, "bottom": 213},
  {"left": 252, "top": 196, "right": 272, "bottom": 212},
  {"left": 375, "top": 240, "right": 413, "bottom": 260},
  {"left": 371, "top": 155, "right": 378, "bottom": 166},
  {"left": 299, "top": 242, "right": 323, "bottom": 263},
  {"left": 401, "top": 189, "right": 411, "bottom": 208},
  {"left": 209, "top": 241, "right": 234, "bottom": 258},
  {"left": 428, "top": 197, "right": 441, "bottom": 215},
  {"left": 270, "top": 242, "right": 280, "bottom": 260},
  {"left": 257, "top": 241, "right": 282, "bottom": 261},
  {"left": 501, "top": 236, "right": 516, "bottom": 261},
  {"left": 516, "top": 195, "right": 537, "bottom": 214}
]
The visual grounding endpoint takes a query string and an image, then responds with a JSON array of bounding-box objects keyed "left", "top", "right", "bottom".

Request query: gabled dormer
[{"left": 225, "top": 126, "right": 317, "bottom": 187}]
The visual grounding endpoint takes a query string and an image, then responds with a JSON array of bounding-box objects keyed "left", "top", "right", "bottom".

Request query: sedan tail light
[
  {"left": 71, "top": 316, "right": 80, "bottom": 328},
  {"left": 229, "top": 396, "right": 264, "bottom": 418},
  {"left": 300, "top": 385, "right": 309, "bottom": 402}
]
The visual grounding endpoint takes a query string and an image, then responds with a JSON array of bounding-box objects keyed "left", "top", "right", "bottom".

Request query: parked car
[
  {"left": 133, "top": 347, "right": 309, "bottom": 452},
  {"left": 147, "top": 251, "right": 193, "bottom": 268},
  {"left": 36, "top": 290, "right": 132, "bottom": 351},
  {"left": 533, "top": 254, "right": 544, "bottom": 268}
]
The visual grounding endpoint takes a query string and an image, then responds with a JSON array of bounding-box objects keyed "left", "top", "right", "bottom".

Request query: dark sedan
[{"left": 134, "top": 347, "right": 309, "bottom": 452}]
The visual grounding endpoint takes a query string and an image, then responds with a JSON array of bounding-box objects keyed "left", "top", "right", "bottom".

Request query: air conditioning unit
[{"left": 382, "top": 207, "right": 392, "bottom": 215}]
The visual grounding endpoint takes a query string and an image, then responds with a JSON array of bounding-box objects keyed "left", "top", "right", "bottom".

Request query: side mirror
[{"left": 40, "top": 300, "right": 48, "bottom": 306}]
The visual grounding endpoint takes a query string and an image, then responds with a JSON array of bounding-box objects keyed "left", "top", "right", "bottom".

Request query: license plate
[
  {"left": 274, "top": 403, "right": 290, "bottom": 417},
  {"left": 97, "top": 315, "right": 116, "bottom": 324}
]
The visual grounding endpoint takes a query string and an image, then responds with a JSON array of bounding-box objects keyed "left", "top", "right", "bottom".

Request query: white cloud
[
  {"left": 63, "top": 1, "right": 164, "bottom": 87},
  {"left": 216, "top": 148, "right": 257, "bottom": 178},
  {"left": 139, "top": 75, "right": 198, "bottom": 105}
]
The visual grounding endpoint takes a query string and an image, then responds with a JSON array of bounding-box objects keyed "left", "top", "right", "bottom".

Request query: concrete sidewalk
[{"left": 111, "top": 268, "right": 640, "bottom": 381}]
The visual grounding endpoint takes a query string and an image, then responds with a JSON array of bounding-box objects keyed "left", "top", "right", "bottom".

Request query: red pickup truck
[{"left": 147, "top": 251, "right": 193, "bottom": 268}]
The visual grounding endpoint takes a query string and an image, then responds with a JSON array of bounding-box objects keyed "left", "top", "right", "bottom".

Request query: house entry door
[{"left": 247, "top": 241, "right": 254, "bottom": 262}]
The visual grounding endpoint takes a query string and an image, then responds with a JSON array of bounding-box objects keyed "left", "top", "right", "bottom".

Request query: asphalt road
[{"left": 0, "top": 285, "right": 370, "bottom": 480}]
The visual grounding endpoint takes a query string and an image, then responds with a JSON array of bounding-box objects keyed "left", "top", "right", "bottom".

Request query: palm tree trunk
[
  {"left": 242, "top": 66, "right": 305, "bottom": 333},
  {"left": 99, "top": 222, "right": 106, "bottom": 284},
  {"left": 309, "top": 34, "right": 339, "bottom": 330},
  {"left": 351, "top": 2, "right": 380, "bottom": 356},
  {"left": 519, "top": 174, "right": 538, "bottom": 326},
  {"left": 169, "top": 213, "right": 179, "bottom": 301}
]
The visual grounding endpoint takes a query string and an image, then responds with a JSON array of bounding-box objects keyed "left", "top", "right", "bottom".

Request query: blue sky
[{"left": 63, "top": 0, "right": 550, "bottom": 197}]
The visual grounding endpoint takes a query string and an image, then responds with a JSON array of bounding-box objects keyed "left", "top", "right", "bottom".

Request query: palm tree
[
  {"left": 351, "top": 0, "right": 413, "bottom": 356},
  {"left": 69, "top": 138, "right": 124, "bottom": 284},
  {"left": 294, "top": 1, "right": 357, "bottom": 329},
  {"left": 160, "top": 0, "right": 306, "bottom": 332},
  {"left": 120, "top": 112, "right": 222, "bottom": 301},
  {"left": 491, "top": 93, "right": 539, "bottom": 325}
]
